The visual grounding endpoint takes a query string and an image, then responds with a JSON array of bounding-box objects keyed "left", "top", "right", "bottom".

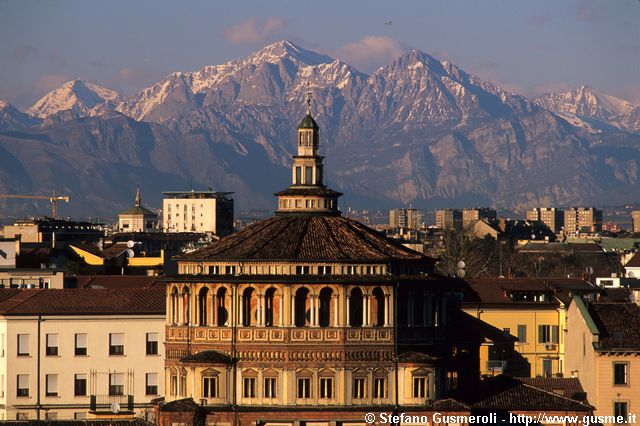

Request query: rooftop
[
  {"left": 175, "top": 215, "right": 431, "bottom": 263},
  {"left": 0, "top": 287, "right": 165, "bottom": 316},
  {"left": 589, "top": 302, "right": 640, "bottom": 350}
]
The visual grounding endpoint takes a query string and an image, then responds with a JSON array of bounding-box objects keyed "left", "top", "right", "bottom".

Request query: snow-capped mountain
[
  {"left": 2, "top": 41, "right": 639, "bottom": 218},
  {"left": 536, "top": 85, "right": 640, "bottom": 132},
  {"left": 0, "top": 100, "right": 40, "bottom": 130},
  {"left": 28, "top": 80, "right": 121, "bottom": 119}
]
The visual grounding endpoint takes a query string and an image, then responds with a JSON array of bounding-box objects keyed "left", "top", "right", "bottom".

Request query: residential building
[
  {"left": 435, "top": 209, "right": 462, "bottom": 230},
  {"left": 162, "top": 190, "right": 233, "bottom": 237},
  {"left": 0, "top": 269, "right": 63, "bottom": 289},
  {"left": 632, "top": 210, "right": 640, "bottom": 233},
  {"left": 462, "top": 278, "right": 599, "bottom": 378},
  {"left": 0, "top": 287, "right": 165, "bottom": 421},
  {"left": 389, "top": 208, "right": 422, "bottom": 230},
  {"left": 159, "top": 109, "right": 496, "bottom": 425},
  {"left": 462, "top": 208, "right": 496, "bottom": 228},
  {"left": 527, "top": 208, "right": 564, "bottom": 234},
  {"left": 624, "top": 253, "right": 640, "bottom": 278},
  {"left": 118, "top": 189, "right": 158, "bottom": 233},
  {"left": 564, "top": 207, "right": 603, "bottom": 235},
  {"left": 1, "top": 218, "right": 103, "bottom": 245},
  {"left": 566, "top": 298, "right": 640, "bottom": 416}
]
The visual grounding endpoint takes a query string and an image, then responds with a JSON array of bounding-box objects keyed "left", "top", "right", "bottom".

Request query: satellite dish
[
  {"left": 125, "top": 249, "right": 135, "bottom": 258},
  {"left": 457, "top": 260, "right": 466, "bottom": 269},
  {"left": 531, "top": 234, "right": 536, "bottom": 240},
  {"left": 111, "top": 401, "right": 120, "bottom": 414},
  {"left": 456, "top": 269, "right": 466, "bottom": 278},
  {"left": 126, "top": 240, "right": 135, "bottom": 248},
  {"left": 586, "top": 266, "right": 594, "bottom": 275}
]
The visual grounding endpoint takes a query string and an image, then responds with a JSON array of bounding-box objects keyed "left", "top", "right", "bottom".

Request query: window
[
  {"left": 295, "top": 265, "right": 310, "bottom": 275},
  {"left": 45, "top": 374, "right": 58, "bottom": 397},
  {"left": 413, "top": 376, "right": 426, "bottom": 398},
  {"left": 614, "top": 363, "right": 628, "bottom": 386},
  {"left": 16, "top": 413, "right": 29, "bottom": 420},
  {"left": 203, "top": 376, "right": 218, "bottom": 398},
  {"left": 503, "top": 327, "right": 511, "bottom": 335},
  {"left": 17, "top": 374, "right": 29, "bottom": 397},
  {"left": 46, "top": 334, "right": 58, "bottom": 356},
  {"left": 297, "top": 378, "right": 311, "bottom": 399},
  {"left": 225, "top": 265, "right": 236, "bottom": 275},
  {"left": 243, "top": 377, "right": 256, "bottom": 398},
  {"left": 373, "top": 377, "right": 386, "bottom": 398},
  {"left": 109, "top": 333, "right": 124, "bottom": 356},
  {"left": 318, "top": 265, "right": 332, "bottom": 275},
  {"left": 542, "top": 359, "right": 553, "bottom": 377},
  {"left": 74, "top": 412, "right": 87, "bottom": 420},
  {"left": 146, "top": 373, "right": 158, "bottom": 395},
  {"left": 538, "top": 325, "right": 559, "bottom": 344},
  {"left": 517, "top": 325, "right": 527, "bottom": 343},
  {"left": 45, "top": 412, "right": 58, "bottom": 420},
  {"left": 353, "top": 377, "right": 366, "bottom": 399},
  {"left": 264, "top": 377, "right": 277, "bottom": 398},
  {"left": 17, "top": 334, "right": 29, "bottom": 356},
  {"left": 295, "top": 167, "right": 302, "bottom": 185},
  {"left": 1, "top": 333, "right": 5, "bottom": 357},
  {"left": 170, "top": 374, "right": 178, "bottom": 396},
  {"left": 146, "top": 333, "right": 158, "bottom": 355},
  {"left": 109, "top": 373, "right": 124, "bottom": 396},
  {"left": 74, "top": 374, "right": 87, "bottom": 396},
  {"left": 75, "top": 334, "right": 87, "bottom": 356},
  {"left": 305, "top": 166, "right": 313, "bottom": 184},
  {"left": 319, "top": 377, "right": 333, "bottom": 399},
  {"left": 614, "top": 402, "right": 628, "bottom": 422},
  {"left": 208, "top": 265, "right": 219, "bottom": 275}
]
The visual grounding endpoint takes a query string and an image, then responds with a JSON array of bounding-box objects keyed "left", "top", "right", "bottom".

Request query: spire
[
  {"left": 305, "top": 89, "right": 313, "bottom": 115},
  {"left": 135, "top": 187, "right": 141, "bottom": 207}
]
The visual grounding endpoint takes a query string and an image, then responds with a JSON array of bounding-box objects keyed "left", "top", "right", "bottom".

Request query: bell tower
[{"left": 275, "top": 92, "right": 342, "bottom": 216}]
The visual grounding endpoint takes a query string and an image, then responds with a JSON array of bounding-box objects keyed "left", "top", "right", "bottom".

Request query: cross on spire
[{"left": 305, "top": 89, "right": 313, "bottom": 115}]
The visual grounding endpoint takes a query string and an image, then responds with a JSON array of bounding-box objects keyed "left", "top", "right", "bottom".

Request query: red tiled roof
[
  {"left": 176, "top": 215, "right": 432, "bottom": 263},
  {"left": 70, "top": 275, "right": 159, "bottom": 289},
  {"left": 589, "top": 302, "right": 640, "bottom": 350},
  {"left": 0, "top": 287, "right": 165, "bottom": 316},
  {"left": 518, "top": 377, "right": 587, "bottom": 402}
]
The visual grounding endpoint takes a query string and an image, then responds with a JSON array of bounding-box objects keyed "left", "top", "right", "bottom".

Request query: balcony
[{"left": 89, "top": 394, "right": 134, "bottom": 413}]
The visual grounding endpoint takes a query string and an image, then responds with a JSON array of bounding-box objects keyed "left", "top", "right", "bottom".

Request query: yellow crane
[{"left": 0, "top": 191, "right": 70, "bottom": 218}]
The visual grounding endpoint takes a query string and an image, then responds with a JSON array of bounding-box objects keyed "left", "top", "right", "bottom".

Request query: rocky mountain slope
[{"left": 1, "top": 41, "right": 639, "bottom": 219}]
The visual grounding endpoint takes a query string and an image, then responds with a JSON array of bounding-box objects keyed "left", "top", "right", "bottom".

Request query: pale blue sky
[{"left": 1, "top": 0, "right": 638, "bottom": 109}]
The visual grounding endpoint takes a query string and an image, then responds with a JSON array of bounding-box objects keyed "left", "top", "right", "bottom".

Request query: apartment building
[
  {"left": 435, "top": 209, "right": 462, "bottom": 230},
  {"left": 526, "top": 208, "right": 564, "bottom": 234},
  {"left": 0, "top": 287, "right": 165, "bottom": 421},
  {"left": 389, "top": 208, "right": 423, "bottom": 230},
  {"left": 462, "top": 208, "right": 497, "bottom": 228},
  {"left": 564, "top": 207, "right": 603, "bottom": 235},
  {"left": 162, "top": 190, "right": 233, "bottom": 237},
  {"left": 632, "top": 210, "right": 640, "bottom": 233}
]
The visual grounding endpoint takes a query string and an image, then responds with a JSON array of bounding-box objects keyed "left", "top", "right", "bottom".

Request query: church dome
[{"left": 298, "top": 114, "right": 319, "bottom": 129}]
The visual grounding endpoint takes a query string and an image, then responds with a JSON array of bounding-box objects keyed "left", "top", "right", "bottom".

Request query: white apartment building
[
  {"left": 0, "top": 287, "right": 165, "bottom": 421},
  {"left": 162, "top": 190, "right": 234, "bottom": 237}
]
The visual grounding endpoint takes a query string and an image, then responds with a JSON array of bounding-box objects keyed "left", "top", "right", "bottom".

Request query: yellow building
[
  {"left": 462, "top": 278, "right": 598, "bottom": 378},
  {"left": 566, "top": 297, "right": 640, "bottom": 418},
  {"left": 0, "top": 287, "right": 165, "bottom": 421}
]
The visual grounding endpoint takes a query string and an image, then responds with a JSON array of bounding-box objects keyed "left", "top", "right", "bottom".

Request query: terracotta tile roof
[
  {"left": 10, "top": 420, "right": 153, "bottom": 426},
  {"left": 68, "top": 275, "right": 160, "bottom": 289},
  {"left": 518, "top": 377, "right": 587, "bottom": 402},
  {"left": 589, "top": 302, "right": 640, "bottom": 350},
  {"left": 471, "top": 375, "right": 592, "bottom": 411},
  {"left": 462, "top": 278, "right": 557, "bottom": 307},
  {"left": 0, "top": 287, "right": 165, "bottom": 316},
  {"left": 176, "top": 215, "right": 432, "bottom": 263},
  {"left": 626, "top": 253, "right": 640, "bottom": 268}
]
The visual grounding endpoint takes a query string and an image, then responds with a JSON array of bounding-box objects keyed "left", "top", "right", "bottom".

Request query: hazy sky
[{"left": 1, "top": 0, "right": 638, "bottom": 109}]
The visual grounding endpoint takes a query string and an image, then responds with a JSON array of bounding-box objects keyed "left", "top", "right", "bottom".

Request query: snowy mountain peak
[
  {"left": 247, "top": 40, "right": 334, "bottom": 66},
  {"left": 0, "top": 100, "right": 9, "bottom": 109},
  {"left": 28, "top": 79, "right": 121, "bottom": 118}
]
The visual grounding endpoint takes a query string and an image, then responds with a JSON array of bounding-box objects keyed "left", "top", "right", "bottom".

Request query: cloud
[
  {"left": 12, "top": 44, "right": 38, "bottom": 62},
  {"left": 224, "top": 17, "right": 286, "bottom": 45},
  {"left": 527, "top": 15, "right": 550, "bottom": 26},
  {"left": 334, "top": 36, "right": 408, "bottom": 73}
]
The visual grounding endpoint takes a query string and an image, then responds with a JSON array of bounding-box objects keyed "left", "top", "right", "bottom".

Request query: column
[
  {"left": 239, "top": 292, "right": 244, "bottom": 327},
  {"left": 279, "top": 294, "right": 284, "bottom": 326},
  {"left": 258, "top": 294, "right": 264, "bottom": 326},
  {"left": 310, "top": 296, "right": 316, "bottom": 326},
  {"left": 362, "top": 295, "right": 367, "bottom": 326},
  {"left": 225, "top": 293, "right": 231, "bottom": 326},
  {"left": 333, "top": 295, "right": 339, "bottom": 327},
  {"left": 346, "top": 295, "right": 351, "bottom": 326},
  {"left": 291, "top": 294, "right": 295, "bottom": 326},
  {"left": 384, "top": 294, "right": 390, "bottom": 326}
]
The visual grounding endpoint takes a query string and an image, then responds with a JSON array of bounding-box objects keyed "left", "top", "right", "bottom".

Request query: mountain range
[{"left": 1, "top": 40, "right": 639, "bottom": 219}]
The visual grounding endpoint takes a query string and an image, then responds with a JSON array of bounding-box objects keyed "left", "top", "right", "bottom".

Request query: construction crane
[{"left": 0, "top": 191, "right": 70, "bottom": 218}]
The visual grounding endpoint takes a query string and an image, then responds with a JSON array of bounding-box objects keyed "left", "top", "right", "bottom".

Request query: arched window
[
  {"left": 372, "top": 287, "right": 385, "bottom": 327},
  {"left": 265, "top": 287, "right": 276, "bottom": 327},
  {"left": 170, "top": 287, "right": 179, "bottom": 324},
  {"left": 295, "top": 287, "right": 309, "bottom": 327},
  {"left": 319, "top": 287, "right": 333, "bottom": 327},
  {"left": 216, "top": 287, "right": 228, "bottom": 326},
  {"left": 181, "top": 287, "right": 190, "bottom": 325},
  {"left": 242, "top": 288, "right": 254, "bottom": 327},
  {"left": 349, "top": 287, "right": 363, "bottom": 327},
  {"left": 198, "top": 287, "right": 208, "bottom": 326}
]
